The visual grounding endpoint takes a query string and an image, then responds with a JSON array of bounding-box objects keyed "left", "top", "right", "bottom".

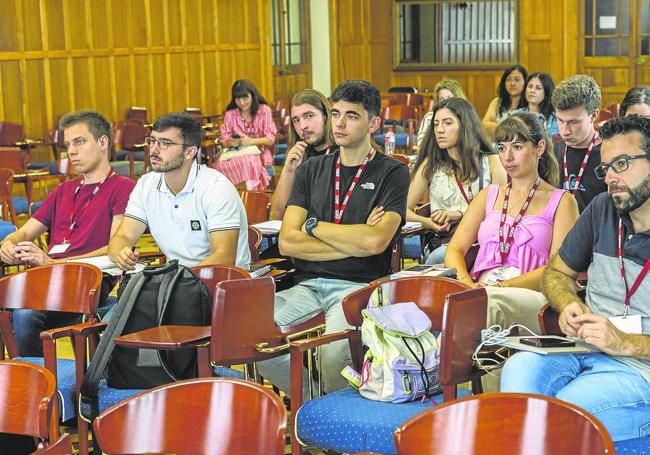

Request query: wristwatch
[{"left": 305, "top": 217, "right": 319, "bottom": 237}]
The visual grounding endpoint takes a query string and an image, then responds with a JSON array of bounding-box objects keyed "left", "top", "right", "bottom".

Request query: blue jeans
[
  {"left": 424, "top": 243, "right": 448, "bottom": 265},
  {"left": 501, "top": 352, "right": 650, "bottom": 441},
  {"left": 256, "top": 278, "right": 365, "bottom": 398},
  {"left": 12, "top": 310, "right": 81, "bottom": 357}
]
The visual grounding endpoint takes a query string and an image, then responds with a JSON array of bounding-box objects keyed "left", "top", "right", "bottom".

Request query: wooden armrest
[
  {"left": 114, "top": 325, "right": 211, "bottom": 349},
  {"left": 72, "top": 322, "right": 108, "bottom": 336},
  {"left": 40, "top": 321, "right": 98, "bottom": 340},
  {"left": 281, "top": 311, "right": 326, "bottom": 335},
  {"left": 289, "top": 329, "right": 354, "bottom": 353},
  {"left": 400, "top": 227, "right": 424, "bottom": 237},
  {"left": 253, "top": 258, "right": 289, "bottom": 267}
]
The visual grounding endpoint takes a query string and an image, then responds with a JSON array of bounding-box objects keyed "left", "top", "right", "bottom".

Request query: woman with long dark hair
[
  {"left": 514, "top": 72, "right": 559, "bottom": 136},
  {"left": 621, "top": 87, "right": 650, "bottom": 117},
  {"left": 445, "top": 112, "right": 578, "bottom": 290},
  {"left": 215, "top": 79, "right": 277, "bottom": 190},
  {"left": 482, "top": 65, "right": 528, "bottom": 138},
  {"left": 406, "top": 97, "right": 506, "bottom": 264}
]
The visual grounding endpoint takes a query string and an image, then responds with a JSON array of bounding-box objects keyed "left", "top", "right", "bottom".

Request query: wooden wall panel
[
  {"left": 0, "top": 0, "right": 274, "bottom": 145},
  {"left": 330, "top": 0, "right": 579, "bottom": 118}
]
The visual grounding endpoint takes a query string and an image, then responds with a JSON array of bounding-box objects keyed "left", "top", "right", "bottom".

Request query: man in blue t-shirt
[
  {"left": 257, "top": 80, "right": 410, "bottom": 396},
  {"left": 501, "top": 115, "right": 650, "bottom": 442}
]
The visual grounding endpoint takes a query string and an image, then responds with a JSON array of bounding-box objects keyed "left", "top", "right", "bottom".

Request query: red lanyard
[
  {"left": 617, "top": 218, "right": 650, "bottom": 315},
  {"left": 563, "top": 133, "right": 598, "bottom": 195},
  {"left": 453, "top": 173, "right": 473, "bottom": 205},
  {"left": 63, "top": 169, "right": 115, "bottom": 242},
  {"left": 498, "top": 177, "right": 541, "bottom": 263},
  {"left": 334, "top": 149, "right": 374, "bottom": 224}
]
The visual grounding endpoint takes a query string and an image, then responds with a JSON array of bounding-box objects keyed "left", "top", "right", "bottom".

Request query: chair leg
[{"left": 77, "top": 417, "right": 89, "bottom": 455}]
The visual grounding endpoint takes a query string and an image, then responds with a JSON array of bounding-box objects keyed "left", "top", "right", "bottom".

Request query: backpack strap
[
  {"left": 155, "top": 264, "right": 187, "bottom": 380},
  {"left": 79, "top": 271, "right": 148, "bottom": 422}
]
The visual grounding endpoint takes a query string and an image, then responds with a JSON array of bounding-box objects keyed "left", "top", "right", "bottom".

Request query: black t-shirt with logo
[
  {"left": 553, "top": 138, "right": 608, "bottom": 212},
  {"left": 287, "top": 150, "right": 409, "bottom": 282}
]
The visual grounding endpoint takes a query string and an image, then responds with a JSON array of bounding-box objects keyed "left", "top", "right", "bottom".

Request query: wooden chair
[
  {"left": 248, "top": 225, "right": 263, "bottom": 262},
  {"left": 112, "top": 119, "right": 149, "bottom": 179},
  {"left": 240, "top": 190, "right": 271, "bottom": 224},
  {"left": 388, "top": 93, "right": 409, "bottom": 105},
  {"left": 390, "top": 153, "right": 411, "bottom": 166},
  {"left": 93, "top": 377, "right": 287, "bottom": 455},
  {"left": 288, "top": 278, "right": 487, "bottom": 455},
  {"left": 0, "top": 168, "right": 19, "bottom": 225},
  {"left": 125, "top": 106, "right": 148, "bottom": 124},
  {"left": 393, "top": 392, "right": 615, "bottom": 454},
  {"left": 0, "top": 264, "right": 103, "bottom": 440},
  {"left": 0, "top": 360, "right": 57, "bottom": 450},
  {"left": 0, "top": 147, "right": 52, "bottom": 213},
  {"left": 0, "top": 121, "right": 24, "bottom": 146}
]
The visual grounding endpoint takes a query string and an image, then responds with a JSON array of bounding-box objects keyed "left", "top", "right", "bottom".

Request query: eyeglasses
[
  {"left": 594, "top": 154, "right": 649, "bottom": 179},
  {"left": 144, "top": 136, "right": 188, "bottom": 150}
]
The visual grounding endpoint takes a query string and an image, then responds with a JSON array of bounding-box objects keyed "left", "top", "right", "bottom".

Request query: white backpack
[{"left": 357, "top": 287, "right": 441, "bottom": 403}]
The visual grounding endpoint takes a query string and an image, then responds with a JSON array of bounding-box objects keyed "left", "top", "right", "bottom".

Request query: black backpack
[{"left": 79, "top": 260, "right": 211, "bottom": 420}]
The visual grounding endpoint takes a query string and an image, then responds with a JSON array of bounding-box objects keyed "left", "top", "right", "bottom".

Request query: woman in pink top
[
  {"left": 214, "top": 79, "right": 277, "bottom": 190},
  {"left": 445, "top": 112, "right": 579, "bottom": 291}
]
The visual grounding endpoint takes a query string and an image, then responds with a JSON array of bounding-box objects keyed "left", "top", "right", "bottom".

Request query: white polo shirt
[{"left": 124, "top": 161, "right": 251, "bottom": 268}]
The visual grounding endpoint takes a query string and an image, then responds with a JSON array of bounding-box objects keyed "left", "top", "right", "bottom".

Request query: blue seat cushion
[
  {"left": 296, "top": 386, "right": 471, "bottom": 454},
  {"left": 97, "top": 380, "right": 143, "bottom": 413},
  {"left": 0, "top": 221, "right": 16, "bottom": 241},
  {"left": 17, "top": 357, "right": 77, "bottom": 421},
  {"left": 615, "top": 436, "right": 650, "bottom": 454},
  {"left": 402, "top": 236, "right": 421, "bottom": 259},
  {"left": 12, "top": 197, "right": 28, "bottom": 215},
  {"left": 374, "top": 133, "right": 416, "bottom": 148}
]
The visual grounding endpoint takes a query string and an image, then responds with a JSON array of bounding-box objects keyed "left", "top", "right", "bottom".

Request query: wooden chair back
[
  {"left": 0, "top": 360, "right": 56, "bottom": 440},
  {"left": 388, "top": 93, "right": 409, "bottom": 106},
  {"left": 0, "top": 122, "right": 24, "bottom": 146},
  {"left": 383, "top": 105, "right": 417, "bottom": 122},
  {"left": 191, "top": 264, "right": 250, "bottom": 296},
  {"left": 93, "top": 377, "right": 287, "bottom": 455},
  {"left": 210, "top": 277, "right": 287, "bottom": 365},
  {"left": 394, "top": 392, "right": 615, "bottom": 454},
  {"left": 125, "top": 106, "right": 148, "bottom": 124},
  {"left": 248, "top": 225, "right": 263, "bottom": 262},
  {"left": 0, "top": 168, "right": 18, "bottom": 225},
  {"left": 538, "top": 303, "right": 563, "bottom": 335},
  {"left": 406, "top": 93, "right": 424, "bottom": 106},
  {"left": 240, "top": 190, "right": 271, "bottom": 224},
  {"left": 0, "top": 263, "right": 102, "bottom": 314},
  {"left": 390, "top": 153, "right": 410, "bottom": 166},
  {"left": 439, "top": 287, "right": 487, "bottom": 399},
  {"left": 0, "top": 147, "right": 29, "bottom": 174}
]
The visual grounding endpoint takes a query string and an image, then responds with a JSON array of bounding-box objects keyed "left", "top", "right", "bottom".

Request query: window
[
  {"left": 271, "top": 0, "right": 308, "bottom": 67},
  {"left": 584, "top": 0, "right": 631, "bottom": 57},
  {"left": 394, "top": 0, "right": 518, "bottom": 69}
]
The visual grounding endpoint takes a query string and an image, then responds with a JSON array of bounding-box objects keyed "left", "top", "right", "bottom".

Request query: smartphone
[
  {"left": 232, "top": 133, "right": 241, "bottom": 139},
  {"left": 402, "top": 264, "right": 435, "bottom": 273},
  {"left": 520, "top": 337, "right": 576, "bottom": 348}
]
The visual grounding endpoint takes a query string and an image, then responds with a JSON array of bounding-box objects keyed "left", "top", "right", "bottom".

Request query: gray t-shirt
[{"left": 559, "top": 193, "right": 650, "bottom": 381}]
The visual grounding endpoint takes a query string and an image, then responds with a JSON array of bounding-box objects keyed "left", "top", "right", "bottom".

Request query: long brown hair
[
  {"left": 288, "top": 89, "right": 335, "bottom": 148},
  {"left": 413, "top": 97, "right": 494, "bottom": 183},
  {"left": 495, "top": 112, "right": 559, "bottom": 186}
]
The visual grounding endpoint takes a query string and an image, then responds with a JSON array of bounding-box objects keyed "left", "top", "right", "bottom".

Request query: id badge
[
  {"left": 609, "top": 314, "right": 643, "bottom": 334},
  {"left": 49, "top": 243, "right": 70, "bottom": 255}
]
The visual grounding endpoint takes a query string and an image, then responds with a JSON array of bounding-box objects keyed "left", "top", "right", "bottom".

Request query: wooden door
[
  {"left": 580, "top": 0, "right": 650, "bottom": 107},
  {"left": 271, "top": 0, "right": 312, "bottom": 102}
]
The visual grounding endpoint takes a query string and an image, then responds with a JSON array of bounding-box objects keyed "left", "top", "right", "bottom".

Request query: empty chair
[
  {"left": 125, "top": 106, "right": 148, "bottom": 124},
  {"left": 0, "top": 361, "right": 57, "bottom": 451},
  {"left": 0, "top": 121, "right": 24, "bottom": 146},
  {"left": 93, "top": 377, "right": 287, "bottom": 455},
  {"left": 240, "top": 190, "right": 271, "bottom": 224},
  {"left": 394, "top": 393, "right": 615, "bottom": 455}
]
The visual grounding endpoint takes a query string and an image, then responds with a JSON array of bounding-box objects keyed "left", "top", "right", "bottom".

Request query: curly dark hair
[{"left": 600, "top": 115, "right": 650, "bottom": 158}]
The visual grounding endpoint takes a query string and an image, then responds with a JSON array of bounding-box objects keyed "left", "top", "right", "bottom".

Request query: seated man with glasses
[
  {"left": 109, "top": 112, "right": 250, "bottom": 271},
  {"left": 501, "top": 115, "right": 650, "bottom": 443},
  {"left": 0, "top": 110, "right": 136, "bottom": 356}
]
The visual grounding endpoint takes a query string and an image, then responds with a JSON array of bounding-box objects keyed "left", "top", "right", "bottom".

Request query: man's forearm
[
  {"left": 313, "top": 222, "right": 390, "bottom": 257},
  {"left": 541, "top": 267, "right": 582, "bottom": 313},
  {"left": 108, "top": 234, "right": 132, "bottom": 260},
  {"left": 279, "top": 229, "right": 349, "bottom": 261},
  {"left": 621, "top": 334, "right": 650, "bottom": 360},
  {"left": 195, "top": 252, "right": 236, "bottom": 267}
]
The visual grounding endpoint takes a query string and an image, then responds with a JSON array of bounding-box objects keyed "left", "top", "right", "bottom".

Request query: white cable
[{"left": 472, "top": 323, "right": 539, "bottom": 372}]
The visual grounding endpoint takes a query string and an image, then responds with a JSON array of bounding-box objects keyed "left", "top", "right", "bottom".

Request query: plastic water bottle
[{"left": 385, "top": 127, "right": 395, "bottom": 155}]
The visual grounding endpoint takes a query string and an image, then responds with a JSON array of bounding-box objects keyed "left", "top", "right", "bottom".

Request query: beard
[
  {"left": 151, "top": 154, "right": 185, "bottom": 173},
  {"left": 610, "top": 174, "right": 650, "bottom": 214}
]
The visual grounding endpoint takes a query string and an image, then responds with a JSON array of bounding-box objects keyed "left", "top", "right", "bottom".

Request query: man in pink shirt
[{"left": 0, "top": 110, "right": 135, "bottom": 356}]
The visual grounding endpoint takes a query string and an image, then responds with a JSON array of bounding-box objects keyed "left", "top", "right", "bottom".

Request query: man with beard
[
  {"left": 109, "top": 112, "right": 250, "bottom": 270},
  {"left": 0, "top": 110, "right": 135, "bottom": 356},
  {"left": 271, "top": 89, "right": 335, "bottom": 220},
  {"left": 501, "top": 115, "right": 650, "bottom": 443}
]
